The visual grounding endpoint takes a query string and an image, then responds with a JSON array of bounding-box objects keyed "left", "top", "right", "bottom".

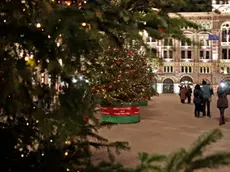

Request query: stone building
[{"left": 145, "top": 0, "right": 230, "bottom": 94}]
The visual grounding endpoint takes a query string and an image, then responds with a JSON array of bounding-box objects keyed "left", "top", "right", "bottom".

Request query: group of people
[
  {"left": 179, "top": 85, "right": 192, "bottom": 104},
  {"left": 179, "top": 80, "right": 228, "bottom": 126}
]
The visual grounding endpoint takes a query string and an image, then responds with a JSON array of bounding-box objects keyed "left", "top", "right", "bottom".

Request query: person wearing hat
[{"left": 201, "top": 80, "right": 212, "bottom": 117}]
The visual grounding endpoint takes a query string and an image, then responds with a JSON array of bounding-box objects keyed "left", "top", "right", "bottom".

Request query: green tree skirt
[
  {"left": 100, "top": 114, "right": 140, "bottom": 124},
  {"left": 138, "top": 101, "right": 148, "bottom": 106}
]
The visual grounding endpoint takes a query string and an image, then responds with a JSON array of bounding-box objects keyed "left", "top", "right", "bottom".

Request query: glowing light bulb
[
  {"left": 64, "top": 152, "right": 68, "bottom": 156},
  {"left": 36, "top": 23, "right": 41, "bottom": 28},
  {"left": 25, "top": 56, "right": 29, "bottom": 61},
  {"left": 81, "top": 22, "right": 87, "bottom": 26},
  {"left": 65, "top": 1, "right": 71, "bottom": 6}
]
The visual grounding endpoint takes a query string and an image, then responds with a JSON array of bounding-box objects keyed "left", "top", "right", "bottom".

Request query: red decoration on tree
[
  {"left": 83, "top": 116, "right": 89, "bottom": 123},
  {"left": 108, "top": 85, "right": 113, "bottom": 89},
  {"left": 117, "top": 75, "right": 121, "bottom": 80},
  {"left": 116, "top": 60, "right": 121, "bottom": 65},
  {"left": 158, "top": 28, "right": 165, "bottom": 33},
  {"left": 130, "top": 69, "right": 136, "bottom": 73},
  {"left": 92, "top": 87, "right": 97, "bottom": 92},
  {"left": 108, "top": 100, "right": 113, "bottom": 104},
  {"left": 127, "top": 51, "right": 132, "bottom": 56}
]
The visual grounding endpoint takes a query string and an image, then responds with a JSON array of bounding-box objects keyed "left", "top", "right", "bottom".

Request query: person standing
[
  {"left": 180, "top": 86, "right": 187, "bottom": 104},
  {"left": 217, "top": 82, "right": 228, "bottom": 126},
  {"left": 201, "top": 80, "right": 211, "bottom": 117},
  {"left": 193, "top": 84, "right": 203, "bottom": 117},
  {"left": 187, "top": 86, "right": 192, "bottom": 104}
]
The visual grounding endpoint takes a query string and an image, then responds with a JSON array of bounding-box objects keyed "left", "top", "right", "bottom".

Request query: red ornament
[
  {"left": 116, "top": 60, "right": 121, "bottom": 65},
  {"left": 108, "top": 85, "right": 113, "bottom": 89},
  {"left": 108, "top": 100, "right": 113, "bottom": 104},
  {"left": 158, "top": 28, "right": 165, "bottom": 33},
  {"left": 92, "top": 87, "right": 97, "bottom": 92},
  {"left": 130, "top": 69, "right": 136, "bottom": 73},
  {"left": 83, "top": 116, "right": 89, "bottom": 123},
  {"left": 127, "top": 51, "right": 132, "bottom": 56},
  {"left": 117, "top": 75, "right": 121, "bottom": 80},
  {"left": 2, "top": 78, "right": 4, "bottom": 81}
]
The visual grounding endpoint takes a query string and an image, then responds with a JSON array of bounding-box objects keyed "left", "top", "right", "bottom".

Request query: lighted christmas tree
[{"left": 88, "top": 45, "right": 149, "bottom": 104}]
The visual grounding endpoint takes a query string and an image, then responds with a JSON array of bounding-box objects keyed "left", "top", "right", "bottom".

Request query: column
[
  {"left": 157, "top": 83, "right": 163, "bottom": 94},
  {"left": 174, "top": 83, "right": 180, "bottom": 94}
]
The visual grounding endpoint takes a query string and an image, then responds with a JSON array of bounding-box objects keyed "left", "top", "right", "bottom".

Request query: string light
[
  {"left": 65, "top": 140, "right": 71, "bottom": 144},
  {"left": 64, "top": 151, "right": 68, "bottom": 156},
  {"left": 25, "top": 56, "right": 29, "bottom": 61},
  {"left": 81, "top": 22, "right": 86, "bottom": 26},
  {"left": 36, "top": 23, "right": 41, "bottom": 28},
  {"left": 65, "top": 1, "right": 71, "bottom": 6}
]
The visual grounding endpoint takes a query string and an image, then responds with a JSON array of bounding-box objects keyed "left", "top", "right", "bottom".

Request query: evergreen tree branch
[{"left": 188, "top": 152, "right": 230, "bottom": 171}]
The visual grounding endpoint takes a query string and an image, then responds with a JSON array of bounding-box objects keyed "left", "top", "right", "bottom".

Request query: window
[
  {"left": 200, "top": 50, "right": 211, "bottom": 59},
  {"left": 163, "top": 39, "right": 173, "bottom": 46},
  {"left": 181, "top": 39, "right": 192, "bottom": 46},
  {"left": 163, "top": 66, "right": 173, "bottom": 73},
  {"left": 181, "top": 51, "right": 185, "bottom": 59},
  {"left": 221, "top": 23, "right": 230, "bottom": 43},
  {"left": 221, "top": 48, "right": 230, "bottom": 59},
  {"left": 181, "top": 50, "right": 192, "bottom": 59},
  {"left": 163, "top": 50, "right": 173, "bottom": 59},
  {"left": 199, "top": 35, "right": 210, "bottom": 47},
  {"left": 200, "top": 67, "right": 210, "bottom": 74},
  {"left": 200, "top": 39, "right": 210, "bottom": 46},
  {"left": 220, "top": 66, "right": 230, "bottom": 74},
  {"left": 181, "top": 66, "right": 192, "bottom": 73},
  {"left": 187, "top": 51, "right": 192, "bottom": 59},
  {"left": 216, "top": 0, "right": 229, "bottom": 4}
]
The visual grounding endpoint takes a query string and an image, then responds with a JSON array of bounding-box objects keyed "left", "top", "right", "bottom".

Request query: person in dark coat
[
  {"left": 217, "top": 82, "right": 229, "bottom": 125},
  {"left": 193, "top": 84, "right": 203, "bottom": 117},
  {"left": 201, "top": 80, "right": 212, "bottom": 117},
  {"left": 187, "top": 86, "right": 192, "bottom": 104}
]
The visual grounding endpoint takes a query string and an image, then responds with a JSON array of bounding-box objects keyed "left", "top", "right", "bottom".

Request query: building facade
[{"left": 145, "top": 0, "right": 230, "bottom": 94}]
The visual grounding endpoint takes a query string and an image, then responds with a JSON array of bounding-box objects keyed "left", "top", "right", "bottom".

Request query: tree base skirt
[
  {"left": 139, "top": 101, "right": 148, "bottom": 106},
  {"left": 100, "top": 114, "right": 140, "bottom": 124}
]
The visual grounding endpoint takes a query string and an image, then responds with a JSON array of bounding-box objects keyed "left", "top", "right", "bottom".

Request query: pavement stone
[{"left": 93, "top": 94, "right": 230, "bottom": 171}]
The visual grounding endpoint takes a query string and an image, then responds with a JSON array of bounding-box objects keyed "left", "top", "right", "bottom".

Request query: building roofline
[{"left": 169, "top": 11, "right": 230, "bottom": 18}]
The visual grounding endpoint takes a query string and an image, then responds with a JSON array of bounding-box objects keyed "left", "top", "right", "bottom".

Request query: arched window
[{"left": 221, "top": 22, "right": 230, "bottom": 43}]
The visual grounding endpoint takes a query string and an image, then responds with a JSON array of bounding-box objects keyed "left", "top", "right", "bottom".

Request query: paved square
[{"left": 94, "top": 94, "right": 230, "bottom": 171}]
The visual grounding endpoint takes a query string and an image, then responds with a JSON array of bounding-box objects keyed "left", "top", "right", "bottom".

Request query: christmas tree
[{"left": 87, "top": 44, "right": 149, "bottom": 104}]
